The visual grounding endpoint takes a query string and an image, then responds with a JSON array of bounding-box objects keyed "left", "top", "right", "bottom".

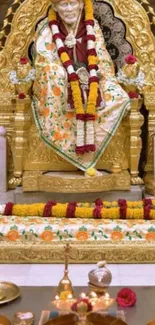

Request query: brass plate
[
  {"left": 0, "top": 281, "right": 20, "bottom": 304},
  {"left": 0, "top": 315, "right": 11, "bottom": 325}
]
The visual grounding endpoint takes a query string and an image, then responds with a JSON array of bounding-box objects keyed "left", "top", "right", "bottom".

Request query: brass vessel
[{"left": 88, "top": 261, "right": 112, "bottom": 296}]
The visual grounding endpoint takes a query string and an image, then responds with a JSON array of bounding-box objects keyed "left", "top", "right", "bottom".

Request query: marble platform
[{"left": 0, "top": 185, "right": 144, "bottom": 204}]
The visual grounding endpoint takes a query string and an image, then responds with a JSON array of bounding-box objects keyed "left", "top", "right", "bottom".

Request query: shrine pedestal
[{"left": 0, "top": 185, "right": 143, "bottom": 204}]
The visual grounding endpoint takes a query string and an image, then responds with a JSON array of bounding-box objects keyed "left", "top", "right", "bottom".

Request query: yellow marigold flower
[
  {"left": 152, "top": 200, "right": 155, "bottom": 206},
  {"left": 103, "top": 201, "right": 111, "bottom": 207},
  {"left": 84, "top": 0, "right": 94, "bottom": 20},
  {"left": 111, "top": 201, "right": 118, "bottom": 207},
  {"left": 86, "top": 167, "right": 97, "bottom": 177},
  {"left": 60, "top": 52, "right": 70, "bottom": 63},
  {"left": 149, "top": 210, "right": 155, "bottom": 219},
  {"left": 70, "top": 81, "right": 84, "bottom": 114},
  {"left": 83, "top": 202, "right": 90, "bottom": 207},
  {"left": 87, "top": 82, "right": 98, "bottom": 115},
  {"left": 12, "top": 204, "right": 45, "bottom": 216},
  {"left": 48, "top": 7, "right": 56, "bottom": 20},
  {"left": 75, "top": 207, "right": 93, "bottom": 218},
  {"left": 100, "top": 207, "right": 119, "bottom": 219},
  {"left": 52, "top": 204, "right": 67, "bottom": 217},
  {"left": 127, "top": 201, "right": 143, "bottom": 208},
  {"left": 126, "top": 208, "right": 143, "bottom": 219},
  {"left": 88, "top": 55, "right": 98, "bottom": 65}
]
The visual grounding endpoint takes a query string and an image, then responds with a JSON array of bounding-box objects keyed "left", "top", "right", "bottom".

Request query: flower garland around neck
[{"left": 48, "top": 0, "right": 99, "bottom": 154}]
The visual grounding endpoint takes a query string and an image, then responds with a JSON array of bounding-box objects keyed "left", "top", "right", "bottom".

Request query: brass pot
[
  {"left": 88, "top": 261, "right": 112, "bottom": 289},
  {"left": 0, "top": 315, "right": 11, "bottom": 325}
]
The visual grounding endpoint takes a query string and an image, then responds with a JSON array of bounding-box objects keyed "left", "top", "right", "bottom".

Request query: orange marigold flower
[
  {"left": 41, "top": 230, "right": 54, "bottom": 242},
  {"left": 76, "top": 231, "right": 89, "bottom": 241},
  {"left": 45, "top": 43, "right": 55, "bottom": 51},
  {"left": 39, "top": 56, "right": 44, "bottom": 63},
  {"left": 104, "top": 93, "right": 112, "bottom": 101},
  {"left": 44, "top": 65, "right": 50, "bottom": 73},
  {"left": 53, "top": 132, "right": 63, "bottom": 140},
  {"left": 7, "top": 230, "right": 20, "bottom": 241},
  {"left": 53, "top": 86, "right": 61, "bottom": 96},
  {"left": 111, "top": 231, "right": 123, "bottom": 241},
  {"left": 64, "top": 121, "right": 70, "bottom": 128},
  {"left": 65, "top": 112, "right": 74, "bottom": 120},
  {"left": 40, "top": 88, "right": 47, "bottom": 96},
  {"left": 41, "top": 107, "right": 50, "bottom": 117},
  {"left": 145, "top": 232, "right": 155, "bottom": 241}
]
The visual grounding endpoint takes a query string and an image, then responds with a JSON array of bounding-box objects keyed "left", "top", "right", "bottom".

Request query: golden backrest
[{"left": 0, "top": 0, "right": 155, "bottom": 192}]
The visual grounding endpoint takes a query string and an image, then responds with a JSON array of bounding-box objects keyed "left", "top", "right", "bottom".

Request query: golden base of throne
[
  {"left": 144, "top": 172, "right": 155, "bottom": 195},
  {"left": 22, "top": 170, "right": 130, "bottom": 192}
]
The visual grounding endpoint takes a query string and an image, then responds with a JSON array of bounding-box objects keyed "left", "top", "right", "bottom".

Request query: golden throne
[{"left": 0, "top": 0, "right": 155, "bottom": 194}]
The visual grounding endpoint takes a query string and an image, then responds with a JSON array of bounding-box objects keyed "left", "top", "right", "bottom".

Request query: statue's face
[{"left": 54, "top": 0, "right": 83, "bottom": 25}]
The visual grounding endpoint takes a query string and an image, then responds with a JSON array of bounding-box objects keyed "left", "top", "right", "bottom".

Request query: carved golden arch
[
  {"left": 0, "top": 0, "right": 155, "bottom": 192},
  {"left": 0, "top": 0, "right": 155, "bottom": 100}
]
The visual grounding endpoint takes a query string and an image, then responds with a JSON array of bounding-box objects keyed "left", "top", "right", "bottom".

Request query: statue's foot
[{"left": 85, "top": 168, "right": 102, "bottom": 177}]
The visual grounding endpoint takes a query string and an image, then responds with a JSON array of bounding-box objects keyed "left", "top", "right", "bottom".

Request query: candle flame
[
  {"left": 68, "top": 294, "right": 73, "bottom": 299},
  {"left": 80, "top": 292, "right": 86, "bottom": 298},
  {"left": 90, "top": 292, "right": 97, "bottom": 298},
  {"left": 104, "top": 293, "right": 110, "bottom": 299}
]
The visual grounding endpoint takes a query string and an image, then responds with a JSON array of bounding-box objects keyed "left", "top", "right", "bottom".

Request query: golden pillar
[
  {"left": 144, "top": 92, "right": 155, "bottom": 194},
  {"left": 9, "top": 97, "right": 31, "bottom": 187},
  {"left": 130, "top": 98, "right": 144, "bottom": 185}
]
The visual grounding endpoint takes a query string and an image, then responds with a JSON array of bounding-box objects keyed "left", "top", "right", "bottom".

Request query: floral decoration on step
[{"left": 0, "top": 198, "right": 155, "bottom": 219}]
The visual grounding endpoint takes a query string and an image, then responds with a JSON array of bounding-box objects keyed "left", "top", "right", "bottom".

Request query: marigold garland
[
  {"left": 1, "top": 199, "right": 155, "bottom": 219},
  {"left": 48, "top": 0, "right": 99, "bottom": 153}
]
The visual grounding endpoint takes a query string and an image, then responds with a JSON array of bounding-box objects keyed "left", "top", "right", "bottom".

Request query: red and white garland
[{"left": 48, "top": 0, "right": 99, "bottom": 154}]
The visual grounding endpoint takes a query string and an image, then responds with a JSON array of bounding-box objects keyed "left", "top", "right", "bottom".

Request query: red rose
[
  {"left": 116, "top": 288, "right": 136, "bottom": 307},
  {"left": 18, "top": 93, "right": 26, "bottom": 99},
  {"left": 20, "top": 57, "right": 28, "bottom": 65},
  {"left": 125, "top": 54, "right": 137, "bottom": 64},
  {"left": 128, "top": 92, "right": 139, "bottom": 99}
]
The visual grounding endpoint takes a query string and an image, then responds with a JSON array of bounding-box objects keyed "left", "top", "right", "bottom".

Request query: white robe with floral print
[{"left": 32, "top": 18, "right": 130, "bottom": 171}]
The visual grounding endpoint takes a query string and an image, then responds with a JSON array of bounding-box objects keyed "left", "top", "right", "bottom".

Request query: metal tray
[{"left": 0, "top": 281, "right": 20, "bottom": 304}]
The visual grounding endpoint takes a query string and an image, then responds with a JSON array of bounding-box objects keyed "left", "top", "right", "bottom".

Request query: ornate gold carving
[
  {"left": 0, "top": 0, "right": 50, "bottom": 102},
  {"left": 0, "top": 0, "right": 154, "bottom": 98},
  {"left": 0, "top": 242, "right": 155, "bottom": 263},
  {"left": 129, "top": 98, "right": 144, "bottom": 184},
  {"left": 24, "top": 124, "right": 78, "bottom": 171},
  {"left": 104, "top": 0, "right": 155, "bottom": 90},
  {"left": 8, "top": 176, "right": 22, "bottom": 187},
  {"left": 0, "top": 0, "right": 154, "bottom": 191},
  {"left": 0, "top": 0, "right": 23, "bottom": 50},
  {"left": 10, "top": 97, "right": 31, "bottom": 183},
  {"left": 22, "top": 170, "right": 130, "bottom": 192},
  {"left": 144, "top": 92, "right": 155, "bottom": 194},
  {"left": 96, "top": 123, "right": 129, "bottom": 171}
]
